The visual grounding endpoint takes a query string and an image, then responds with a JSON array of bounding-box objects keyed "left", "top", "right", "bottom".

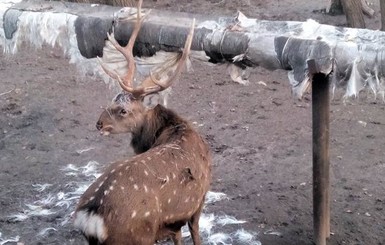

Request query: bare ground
[{"left": 1, "top": 0, "right": 385, "bottom": 244}]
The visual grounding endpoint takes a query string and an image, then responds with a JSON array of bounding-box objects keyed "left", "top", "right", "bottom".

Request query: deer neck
[{"left": 130, "top": 105, "right": 189, "bottom": 154}]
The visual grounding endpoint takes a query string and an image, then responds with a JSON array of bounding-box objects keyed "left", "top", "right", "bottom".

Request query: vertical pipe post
[
  {"left": 308, "top": 60, "right": 331, "bottom": 245},
  {"left": 380, "top": 0, "right": 385, "bottom": 31}
]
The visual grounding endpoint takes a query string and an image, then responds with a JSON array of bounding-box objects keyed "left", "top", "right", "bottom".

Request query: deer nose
[{"left": 96, "top": 121, "right": 103, "bottom": 130}]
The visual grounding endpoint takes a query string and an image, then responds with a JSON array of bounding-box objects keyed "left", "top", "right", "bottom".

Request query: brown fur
[{"left": 74, "top": 97, "right": 212, "bottom": 245}]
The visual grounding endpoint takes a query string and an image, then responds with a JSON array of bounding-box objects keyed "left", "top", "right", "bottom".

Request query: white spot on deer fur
[
  {"left": 172, "top": 173, "right": 176, "bottom": 179},
  {"left": 74, "top": 211, "right": 107, "bottom": 243},
  {"left": 129, "top": 177, "right": 134, "bottom": 182},
  {"left": 144, "top": 211, "right": 150, "bottom": 217},
  {"left": 133, "top": 162, "right": 138, "bottom": 165},
  {"left": 125, "top": 166, "right": 130, "bottom": 170},
  {"left": 113, "top": 180, "right": 117, "bottom": 184},
  {"left": 161, "top": 160, "right": 166, "bottom": 164},
  {"left": 181, "top": 136, "right": 187, "bottom": 142},
  {"left": 100, "top": 199, "right": 103, "bottom": 205},
  {"left": 119, "top": 172, "right": 122, "bottom": 176},
  {"left": 173, "top": 190, "right": 177, "bottom": 195},
  {"left": 185, "top": 197, "right": 190, "bottom": 203},
  {"left": 131, "top": 211, "right": 137, "bottom": 218},
  {"left": 144, "top": 185, "right": 148, "bottom": 193},
  {"left": 147, "top": 157, "right": 152, "bottom": 161},
  {"left": 134, "top": 184, "right": 139, "bottom": 190},
  {"left": 140, "top": 160, "right": 146, "bottom": 164},
  {"left": 125, "top": 160, "right": 129, "bottom": 163},
  {"left": 120, "top": 186, "right": 125, "bottom": 190},
  {"left": 168, "top": 198, "right": 171, "bottom": 204},
  {"left": 109, "top": 186, "right": 114, "bottom": 191},
  {"left": 155, "top": 196, "right": 159, "bottom": 210},
  {"left": 98, "top": 181, "right": 104, "bottom": 188},
  {"left": 95, "top": 187, "right": 99, "bottom": 192},
  {"left": 89, "top": 196, "right": 95, "bottom": 201},
  {"left": 144, "top": 170, "right": 149, "bottom": 176},
  {"left": 104, "top": 190, "right": 109, "bottom": 196}
]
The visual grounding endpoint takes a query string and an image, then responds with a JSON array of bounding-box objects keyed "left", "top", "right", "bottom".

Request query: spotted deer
[{"left": 73, "top": 1, "right": 211, "bottom": 245}]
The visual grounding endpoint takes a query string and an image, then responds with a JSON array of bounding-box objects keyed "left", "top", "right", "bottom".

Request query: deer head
[{"left": 96, "top": 0, "right": 195, "bottom": 136}]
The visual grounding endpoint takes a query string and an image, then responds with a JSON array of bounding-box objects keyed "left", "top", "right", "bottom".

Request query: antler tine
[
  {"left": 118, "top": 0, "right": 144, "bottom": 86},
  {"left": 140, "top": 18, "right": 196, "bottom": 96}
]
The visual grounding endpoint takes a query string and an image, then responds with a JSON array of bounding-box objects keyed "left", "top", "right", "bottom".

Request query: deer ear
[{"left": 142, "top": 93, "right": 161, "bottom": 109}]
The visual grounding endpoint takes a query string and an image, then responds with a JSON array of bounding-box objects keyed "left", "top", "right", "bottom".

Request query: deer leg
[
  {"left": 188, "top": 201, "right": 204, "bottom": 245},
  {"left": 171, "top": 229, "right": 183, "bottom": 245},
  {"left": 85, "top": 236, "right": 99, "bottom": 245}
]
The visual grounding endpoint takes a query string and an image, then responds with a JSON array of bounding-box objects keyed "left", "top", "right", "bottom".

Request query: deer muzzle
[
  {"left": 96, "top": 120, "right": 112, "bottom": 136},
  {"left": 96, "top": 120, "right": 103, "bottom": 130}
]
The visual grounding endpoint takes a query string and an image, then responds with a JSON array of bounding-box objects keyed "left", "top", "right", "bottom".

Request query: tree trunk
[
  {"left": 341, "top": 0, "right": 365, "bottom": 28},
  {"left": 381, "top": 0, "right": 385, "bottom": 31},
  {"left": 328, "top": 0, "right": 344, "bottom": 15}
]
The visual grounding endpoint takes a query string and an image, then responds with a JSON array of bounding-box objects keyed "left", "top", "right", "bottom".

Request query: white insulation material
[
  {"left": 242, "top": 17, "right": 385, "bottom": 100},
  {"left": 1, "top": 8, "right": 109, "bottom": 85},
  {"left": 0, "top": 0, "right": 22, "bottom": 46},
  {"left": 0, "top": 234, "right": 20, "bottom": 245},
  {"left": 290, "top": 19, "right": 385, "bottom": 100},
  {"left": 3, "top": 11, "right": 77, "bottom": 57}
]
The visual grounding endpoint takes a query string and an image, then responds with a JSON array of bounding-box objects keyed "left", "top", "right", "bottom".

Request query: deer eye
[{"left": 119, "top": 109, "right": 127, "bottom": 115}]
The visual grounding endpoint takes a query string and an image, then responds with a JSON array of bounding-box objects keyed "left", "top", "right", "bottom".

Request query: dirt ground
[{"left": 1, "top": 0, "right": 385, "bottom": 244}]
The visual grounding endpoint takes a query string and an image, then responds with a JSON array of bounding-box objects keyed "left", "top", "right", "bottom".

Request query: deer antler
[
  {"left": 99, "top": 0, "right": 195, "bottom": 98},
  {"left": 139, "top": 18, "right": 195, "bottom": 95},
  {"left": 98, "top": 0, "right": 145, "bottom": 93}
]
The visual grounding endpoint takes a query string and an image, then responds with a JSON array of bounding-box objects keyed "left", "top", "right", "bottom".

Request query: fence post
[{"left": 308, "top": 59, "right": 331, "bottom": 245}]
